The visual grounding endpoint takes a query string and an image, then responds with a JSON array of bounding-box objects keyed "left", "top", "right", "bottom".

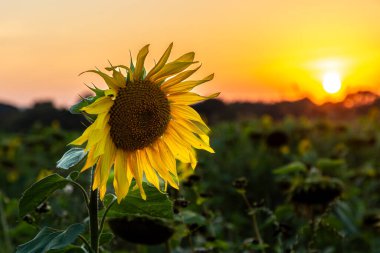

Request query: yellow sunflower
[{"left": 70, "top": 44, "right": 218, "bottom": 202}]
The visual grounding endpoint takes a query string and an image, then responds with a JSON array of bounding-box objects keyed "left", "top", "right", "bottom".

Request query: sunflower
[{"left": 70, "top": 44, "right": 218, "bottom": 202}]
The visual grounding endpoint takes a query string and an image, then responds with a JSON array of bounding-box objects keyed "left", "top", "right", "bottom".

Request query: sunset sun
[{"left": 322, "top": 72, "right": 342, "bottom": 94}]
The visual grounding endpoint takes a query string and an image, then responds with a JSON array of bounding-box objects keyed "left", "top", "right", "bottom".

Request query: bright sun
[{"left": 322, "top": 72, "right": 342, "bottom": 94}]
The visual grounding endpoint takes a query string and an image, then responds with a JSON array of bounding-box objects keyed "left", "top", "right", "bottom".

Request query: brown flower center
[{"left": 108, "top": 81, "right": 170, "bottom": 151}]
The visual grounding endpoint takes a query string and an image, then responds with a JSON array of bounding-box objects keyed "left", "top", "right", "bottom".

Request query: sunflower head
[
  {"left": 70, "top": 44, "right": 219, "bottom": 202},
  {"left": 289, "top": 168, "right": 343, "bottom": 218}
]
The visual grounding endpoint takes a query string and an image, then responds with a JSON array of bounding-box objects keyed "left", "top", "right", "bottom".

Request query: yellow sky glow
[{"left": 1, "top": 0, "right": 380, "bottom": 107}]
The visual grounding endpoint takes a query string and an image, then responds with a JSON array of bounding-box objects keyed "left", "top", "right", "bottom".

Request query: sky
[{"left": 1, "top": 0, "right": 380, "bottom": 107}]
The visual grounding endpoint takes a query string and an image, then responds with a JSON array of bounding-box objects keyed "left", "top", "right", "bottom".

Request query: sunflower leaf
[
  {"left": 69, "top": 89, "right": 105, "bottom": 115},
  {"left": 57, "top": 148, "right": 87, "bottom": 170},
  {"left": 15, "top": 223, "right": 85, "bottom": 253},
  {"left": 99, "top": 232, "right": 114, "bottom": 246},
  {"left": 19, "top": 174, "right": 71, "bottom": 218},
  {"left": 101, "top": 182, "right": 173, "bottom": 220}
]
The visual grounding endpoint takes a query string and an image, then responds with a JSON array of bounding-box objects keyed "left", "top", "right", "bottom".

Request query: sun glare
[{"left": 322, "top": 72, "right": 342, "bottom": 94}]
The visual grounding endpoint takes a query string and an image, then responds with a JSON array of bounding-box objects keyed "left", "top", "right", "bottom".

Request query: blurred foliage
[{"left": 2, "top": 109, "right": 380, "bottom": 252}]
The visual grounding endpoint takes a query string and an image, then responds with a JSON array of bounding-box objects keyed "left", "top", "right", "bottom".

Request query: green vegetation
[{"left": 1, "top": 108, "right": 380, "bottom": 252}]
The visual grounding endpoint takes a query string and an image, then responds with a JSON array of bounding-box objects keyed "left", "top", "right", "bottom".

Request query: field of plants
[{"left": 1, "top": 111, "right": 380, "bottom": 253}]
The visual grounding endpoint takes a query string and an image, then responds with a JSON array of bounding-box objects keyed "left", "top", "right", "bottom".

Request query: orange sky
[{"left": 1, "top": 0, "right": 380, "bottom": 107}]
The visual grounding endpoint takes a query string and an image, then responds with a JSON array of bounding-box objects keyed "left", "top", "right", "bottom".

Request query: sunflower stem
[
  {"left": 98, "top": 195, "right": 117, "bottom": 240},
  {"left": 78, "top": 234, "right": 93, "bottom": 253},
  {"left": 89, "top": 168, "right": 99, "bottom": 253},
  {"left": 240, "top": 191, "right": 266, "bottom": 253},
  {"left": 70, "top": 180, "right": 90, "bottom": 208}
]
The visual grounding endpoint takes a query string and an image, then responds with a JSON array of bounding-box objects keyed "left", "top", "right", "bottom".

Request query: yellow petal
[
  {"left": 114, "top": 149, "right": 130, "bottom": 201},
  {"left": 81, "top": 148, "right": 99, "bottom": 172},
  {"left": 99, "top": 138, "right": 116, "bottom": 187},
  {"left": 93, "top": 125, "right": 110, "bottom": 157},
  {"left": 104, "top": 89, "right": 117, "bottom": 99},
  {"left": 191, "top": 119, "right": 211, "bottom": 135},
  {"left": 134, "top": 44, "right": 150, "bottom": 81},
  {"left": 175, "top": 118, "right": 210, "bottom": 145},
  {"left": 81, "top": 96, "right": 113, "bottom": 115},
  {"left": 170, "top": 104, "right": 210, "bottom": 133},
  {"left": 168, "top": 92, "right": 220, "bottom": 105},
  {"left": 112, "top": 70, "right": 126, "bottom": 88},
  {"left": 171, "top": 120, "right": 214, "bottom": 153},
  {"left": 149, "top": 51, "right": 195, "bottom": 83},
  {"left": 156, "top": 140, "right": 177, "bottom": 176},
  {"left": 85, "top": 114, "right": 110, "bottom": 148},
  {"left": 87, "top": 129, "right": 104, "bottom": 148},
  {"left": 163, "top": 125, "right": 191, "bottom": 163},
  {"left": 146, "top": 43, "right": 173, "bottom": 80},
  {"left": 137, "top": 150, "right": 160, "bottom": 190},
  {"left": 69, "top": 123, "right": 93, "bottom": 146},
  {"left": 99, "top": 183, "right": 107, "bottom": 200},
  {"left": 94, "top": 113, "right": 109, "bottom": 130},
  {"left": 80, "top": 70, "right": 121, "bottom": 89},
  {"left": 160, "top": 65, "right": 201, "bottom": 90},
  {"left": 128, "top": 152, "right": 146, "bottom": 200},
  {"left": 174, "top": 52, "right": 195, "bottom": 62},
  {"left": 163, "top": 74, "right": 214, "bottom": 94},
  {"left": 126, "top": 158, "right": 133, "bottom": 184},
  {"left": 145, "top": 146, "right": 179, "bottom": 189},
  {"left": 92, "top": 158, "right": 103, "bottom": 190},
  {"left": 93, "top": 138, "right": 116, "bottom": 200},
  {"left": 149, "top": 61, "right": 197, "bottom": 83},
  {"left": 189, "top": 147, "right": 198, "bottom": 169}
]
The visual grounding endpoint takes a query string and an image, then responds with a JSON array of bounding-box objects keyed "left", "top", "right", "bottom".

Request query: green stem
[
  {"left": 78, "top": 234, "right": 93, "bottom": 253},
  {"left": 70, "top": 180, "right": 90, "bottom": 207},
  {"left": 241, "top": 192, "right": 266, "bottom": 253},
  {"left": 98, "top": 196, "right": 117, "bottom": 239},
  {"left": 89, "top": 168, "right": 99, "bottom": 253}
]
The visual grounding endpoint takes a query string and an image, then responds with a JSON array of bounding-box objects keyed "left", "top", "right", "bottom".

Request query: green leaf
[
  {"left": 176, "top": 210, "right": 206, "bottom": 226},
  {"left": 334, "top": 200, "right": 358, "bottom": 235},
  {"left": 57, "top": 148, "right": 87, "bottom": 170},
  {"left": 16, "top": 223, "right": 85, "bottom": 253},
  {"left": 19, "top": 174, "right": 71, "bottom": 218},
  {"left": 69, "top": 97, "right": 95, "bottom": 115},
  {"left": 99, "top": 232, "right": 114, "bottom": 246},
  {"left": 69, "top": 89, "right": 104, "bottom": 115},
  {"left": 273, "top": 161, "right": 307, "bottom": 175},
  {"left": 103, "top": 182, "right": 173, "bottom": 220}
]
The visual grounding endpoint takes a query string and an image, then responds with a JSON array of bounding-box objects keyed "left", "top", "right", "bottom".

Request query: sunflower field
[{"left": 1, "top": 108, "right": 380, "bottom": 253}]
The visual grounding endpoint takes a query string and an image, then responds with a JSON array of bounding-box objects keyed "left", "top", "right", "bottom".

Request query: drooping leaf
[
  {"left": 103, "top": 182, "right": 173, "bottom": 220},
  {"left": 19, "top": 174, "right": 71, "bottom": 218},
  {"left": 102, "top": 183, "right": 174, "bottom": 245},
  {"left": 57, "top": 148, "right": 87, "bottom": 170},
  {"left": 16, "top": 223, "right": 85, "bottom": 253}
]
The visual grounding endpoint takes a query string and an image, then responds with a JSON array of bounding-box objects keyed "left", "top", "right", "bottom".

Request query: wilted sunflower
[{"left": 70, "top": 44, "right": 218, "bottom": 201}]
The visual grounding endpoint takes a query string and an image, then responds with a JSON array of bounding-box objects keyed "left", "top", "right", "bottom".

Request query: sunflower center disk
[{"left": 108, "top": 81, "right": 170, "bottom": 151}]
